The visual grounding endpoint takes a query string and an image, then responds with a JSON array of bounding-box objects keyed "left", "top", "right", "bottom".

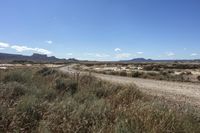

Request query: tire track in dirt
[{"left": 59, "top": 65, "right": 200, "bottom": 108}]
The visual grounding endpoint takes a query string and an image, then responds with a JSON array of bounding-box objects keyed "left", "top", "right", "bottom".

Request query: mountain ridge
[
  {"left": 0, "top": 53, "right": 78, "bottom": 63},
  {"left": 120, "top": 58, "right": 200, "bottom": 63},
  {"left": 0, "top": 52, "right": 199, "bottom": 63}
]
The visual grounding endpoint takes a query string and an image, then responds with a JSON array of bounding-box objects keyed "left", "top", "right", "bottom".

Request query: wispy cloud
[
  {"left": 67, "top": 53, "right": 73, "bottom": 56},
  {"left": 11, "top": 45, "right": 35, "bottom": 52},
  {"left": 45, "top": 40, "right": 53, "bottom": 44},
  {"left": 84, "top": 53, "right": 110, "bottom": 58},
  {"left": 11, "top": 45, "right": 52, "bottom": 55},
  {"left": 136, "top": 52, "right": 143, "bottom": 54},
  {"left": 115, "top": 53, "right": 131, "bottom": 59},
  {"left": 191, "top": 53, "right": 198, "bottom": 56},
  {"left": 166, "top": 52, "right": 175, "bottom": 56},
  {"left": 0, "top": 41, "right": 52, "bottom": 55},
  {"left": 114, "top": 48, "right": 121, "bottom": 52},
  {"left": 95, "top": 53, "right": 110, "bottom": 58},
  {"left": 0, "top": 42, "right": 10, "bottom": 48},
  {"left": 84, "top": 53, "right": 93, "bottom": 56}
]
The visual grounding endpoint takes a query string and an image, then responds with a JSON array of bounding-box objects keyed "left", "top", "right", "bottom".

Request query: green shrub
[
  {"left": 115, "top": 114, "right": 144, "bottom": 133},
  {"left": 197, "top": 76, "right": 200, "bottom": 81},
  {"left": 131, "top": 71, "right": 142, "bottom": 77},
  {"left": 185, "top": 71, "right": 192, "bottom": 75},
  {"left": 0, "top": 82, "right": 26, "bottom": 101},
  {"left": 16, "top": 95, "right": 43, "bottom": 132},
  {"left": 152, "top": 67, "right": 160, "bottom": 71},
  {"left": 43, "top": 88, "right": 57, "bottom": 101},
  {"left": 55, "top": 79, "right": 77, "bottom": 95},
  {"left": 67, "top": 81, "right": 78, "bottom": 95},
  {"left": 55, "top": 79, "right": 67, "bottom": 91},
  {"left": 94, "top": 88, "right": 109, "bottom": 98},
  {"left": 110, "top": 71, "right": 119, "bottom": 75},
  {"left": 148, "top": 72, "right": 158, "bottom": 77},
  {"left": 3, "top": 70, "right": 31, "bottom": 83},
  {"left": 160, "top": 71, "right": 168, "bottom": 76},
  {"left": 120, "top": 71, "right": 128, "bottom": 76},
  {"left": 37, "top": 67, "right": 57, "bottom": 76},
  {"left": 0, "top": 105, "right": 11, "bottom": 132},
  {"left": 17, "top": 95, "right": 38, "bottom": 112},
  {"left": 143, "top": 65, "right": 154, "bottom": 71},
  {"left": 167, "top": 70, "right": 175, "bottom": 73}
]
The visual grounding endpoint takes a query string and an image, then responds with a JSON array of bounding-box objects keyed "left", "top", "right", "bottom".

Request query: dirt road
[{"left": 59, "top": 65, "right": 200, "bottom": 107}]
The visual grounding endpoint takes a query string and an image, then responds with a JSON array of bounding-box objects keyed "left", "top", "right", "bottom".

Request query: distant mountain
[
  {"left": 120, "top": 58, "right": 154, "bottom": 62},
  {"left": 0, "top": 53, "right": 78, "bottom": 63},
  {"left": 129, "top": 58, "right": 153, "bottom": 62},
  {"left": 120, "top": 58, "right": 200, "bottom": 63}
]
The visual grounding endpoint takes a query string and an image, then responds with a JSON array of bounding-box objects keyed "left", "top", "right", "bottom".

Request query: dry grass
[
  {"left": 94, "top": 70, "right": 190, "bottom": 82},
  {"left": 0, "top": 67, "right": 200, "bottom": 132},
  {"left": 77, "top": 63, "right": 200, "bottom": 82}
]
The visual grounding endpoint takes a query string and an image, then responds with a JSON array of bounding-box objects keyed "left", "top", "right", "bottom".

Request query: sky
[{"left": 0, "top": 0, "right": 200, "bottom": 61}]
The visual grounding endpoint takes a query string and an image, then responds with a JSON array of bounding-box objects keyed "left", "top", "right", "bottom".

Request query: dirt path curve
[{"left": 59, "top": 65, "right": 200, "bottom": 108}]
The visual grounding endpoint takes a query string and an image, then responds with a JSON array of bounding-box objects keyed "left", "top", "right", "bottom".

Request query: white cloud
[
  {"left": 191, "top": 53, "right": 198, "bottom": 56},
  {"left": 84, "top": 53, "right": 110, "bottom": 58},
  {"left": 35, "top": 48, "right": 52, "bottom": 55},
  {"left": 45, "top": 40, "right": 53, "bottom": 44},
  {"left": 11, "top": 45, "right": 52, "bottom": 55},
  {"left": 0, "top": 42, "right": 10, "bottom": 48},
  {"left": 114, "top": 48, "right": 121, "bottom": 52},
  {"left": 166, "top": 52, "right": 175, "bottom": 56},
  {"left": 0, "top": 41, "right": 52, "bottom": 55},
  {"left": 11, "top": 45, "right": 34, "bottom": 52},
  {"left": 67, "top": 53, "right": 73, "bottom": 56},
  {"left": 115, "top": 53, "right": 131, "bottom": 59},
  {"left": 136, "top": 52, "right": 143, "bottom": 54}
]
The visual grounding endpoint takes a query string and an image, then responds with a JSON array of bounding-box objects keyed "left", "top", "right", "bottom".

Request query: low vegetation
[
  {"left": 94, "top": 69, "right": 190, "bottom": 82},
  {"left": 197, "top": 75, "right": 200, "bottom": 81},
  {"left": 1, "top": 67, "right": 200, "bottom": 132},
  {"left": 77, "top": 63, "right": 200, "bottom": 82},
  {"left": 82, "top": 62, "right": 200, "bottom": 70}
]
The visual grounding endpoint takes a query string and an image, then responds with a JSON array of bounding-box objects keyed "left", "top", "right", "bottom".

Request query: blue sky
[{"left": 0, "top": 0, "right": 200, "bottom": 60}]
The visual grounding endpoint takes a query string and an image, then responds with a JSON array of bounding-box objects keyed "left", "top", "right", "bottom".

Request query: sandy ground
[{"left": 59, "top": 65, "right": 200, "bottom": 108}]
